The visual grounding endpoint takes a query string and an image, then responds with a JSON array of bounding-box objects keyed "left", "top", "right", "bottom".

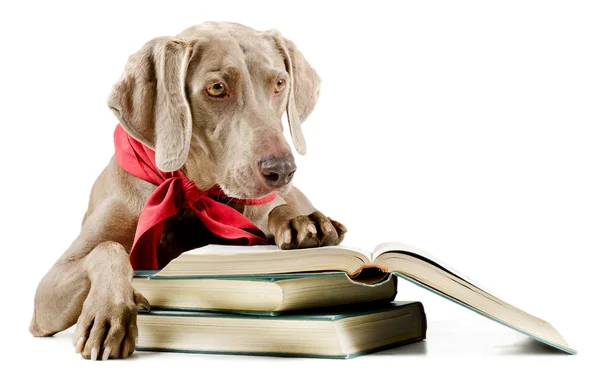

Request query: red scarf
[{"left": 114, "top": 124, "right": 276, "bottom": 270}]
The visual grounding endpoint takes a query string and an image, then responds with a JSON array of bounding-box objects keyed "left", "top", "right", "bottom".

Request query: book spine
[{"left": 346, "top": 265, "right": 391, "bottom": 286}]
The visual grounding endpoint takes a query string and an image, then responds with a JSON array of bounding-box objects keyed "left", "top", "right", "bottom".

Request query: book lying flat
[
  {"left": 132, "top": 272, "right": 397, "bottom": 314},
  {"left": 136, "top": 301, "right": 426, "bottom": 358},
  {"left": 153, "top": 242, "right": 575, "bottom": 354}
]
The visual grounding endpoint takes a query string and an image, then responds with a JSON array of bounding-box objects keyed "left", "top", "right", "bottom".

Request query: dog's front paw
[
  {"left": 73, "top": 289, "right": 149, "bottom": 361},
  {"left": 269, "top": 207, "right": 347, "bottom": 249}
]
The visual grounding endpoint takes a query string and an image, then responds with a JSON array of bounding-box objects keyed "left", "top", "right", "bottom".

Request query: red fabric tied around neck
[{"left": 113, "top": 124, "right": 276, "bottom": 270}]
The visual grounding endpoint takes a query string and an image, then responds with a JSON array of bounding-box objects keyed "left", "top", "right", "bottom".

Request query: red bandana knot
[{"left": 181, "top": 178, "right": 205, "bottom": 207}]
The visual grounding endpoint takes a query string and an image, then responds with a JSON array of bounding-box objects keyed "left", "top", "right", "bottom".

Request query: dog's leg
[
  {"left": 30, "top": 201, "right": 148, "bottom": 360},
  {"left": 267, "top": 187, "right": 347, "bottom": 249}
]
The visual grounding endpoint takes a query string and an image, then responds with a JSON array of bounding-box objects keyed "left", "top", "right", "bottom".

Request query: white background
[{"left": 1, "top": 0, "right": 597, "bottom": 387}]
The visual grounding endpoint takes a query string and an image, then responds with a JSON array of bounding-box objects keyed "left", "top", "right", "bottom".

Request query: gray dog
[{"left": 30, "top": 22, "right": 346, "bottom": 360}]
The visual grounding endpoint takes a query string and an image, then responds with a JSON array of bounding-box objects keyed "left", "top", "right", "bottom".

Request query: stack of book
[{"left": 134, "top": 242, "right": 575, "bottom": 358}]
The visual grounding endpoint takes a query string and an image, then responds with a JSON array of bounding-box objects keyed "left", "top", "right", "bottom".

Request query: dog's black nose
[{"left": 259, "top": 155, "right": 296, "bottom": 187}]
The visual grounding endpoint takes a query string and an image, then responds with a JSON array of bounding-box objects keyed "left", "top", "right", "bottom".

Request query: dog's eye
[
  {"left": 274, "top": 79, "right": 286, "bottom": 94},
  {"left": 207, "top": 83, "right": 227, "bottom": 98}
]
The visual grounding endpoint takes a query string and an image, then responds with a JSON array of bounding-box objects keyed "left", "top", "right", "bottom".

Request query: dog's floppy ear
[
  {"left": 270, "top": 31, "right": 321, "bottom": 156},
  {"left": 108, "top": 37, "right": 194, "bottom": 172}
]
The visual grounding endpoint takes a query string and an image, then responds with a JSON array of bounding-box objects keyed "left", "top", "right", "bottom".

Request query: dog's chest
[{"left": 155, "top": 208, "right": 236, "bottom": 268}]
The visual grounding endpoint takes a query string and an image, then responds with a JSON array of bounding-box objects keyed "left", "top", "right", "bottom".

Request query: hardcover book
[
  {"left": 132, "top": 271, "right": 397, "bottom": 314},
  {"left": 151, "top": 242, "right": 575, "bottom": 354},
  {"left": 136, "top": 301, "right": 426, "bottom": 358}
]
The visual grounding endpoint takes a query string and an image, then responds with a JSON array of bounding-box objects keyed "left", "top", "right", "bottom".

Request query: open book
[{"left": 155, "top": 242, "right": 575, "bottom": 354}]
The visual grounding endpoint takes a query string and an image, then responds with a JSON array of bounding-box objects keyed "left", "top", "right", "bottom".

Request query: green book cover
[{"left": 134, "top": 269, "right": 358, "bottom": 281}]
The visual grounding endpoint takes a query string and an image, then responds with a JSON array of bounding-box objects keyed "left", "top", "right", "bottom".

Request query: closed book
[
  {"left": 136, "top": 301, "right": 426, "bottom": 358},
  {"left": 133, "top": 271, "right": 397, "bottom": 314}
]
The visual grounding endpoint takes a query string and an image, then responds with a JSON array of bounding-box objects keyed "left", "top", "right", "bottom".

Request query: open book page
[
  {"left": 373, "top": 242, "right": 492, "bottom": 293},
  {"left": 156, "top": 244, "right": 373, "bottom": 277},
  {"left": 186, "top": 244, "right": 284, "bottom": 255},
  {"left": 373, "top": 242, "right": 574, "bottom": 354},
  {"left": 189, "top": 244, "right": 373, "bottom": 259}
]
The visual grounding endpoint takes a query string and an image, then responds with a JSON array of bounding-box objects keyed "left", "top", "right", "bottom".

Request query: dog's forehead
[
  {"left": 201, "top": 34, "right": 284, "bottom": 71},
  {"left": 180, "top": 23, "right": 286, "bottom": 73}
]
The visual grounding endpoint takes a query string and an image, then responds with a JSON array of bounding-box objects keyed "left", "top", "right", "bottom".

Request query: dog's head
[{"left": 108, "top": 22, "right": 320, "bottom": 199}]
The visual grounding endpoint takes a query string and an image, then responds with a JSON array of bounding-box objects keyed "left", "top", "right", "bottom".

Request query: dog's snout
[{"left": 259, "top": 155, "right": 296, "bottom": 188}]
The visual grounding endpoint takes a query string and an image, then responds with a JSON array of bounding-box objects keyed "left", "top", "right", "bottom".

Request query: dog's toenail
[
  {"left": 122, "top": 344, "right": 130, "bottom": 359},
  {"left": 307, "top": 225, "right": 317, "bottom": 235},
  {"left": 102, "top": 347, "right": 111, "bottom": 361},
  {"left": 91, "top": 347, "right": 98, "bottom": 361},
  {"left": 283, "top": 230, "right": 292, "bottom": 244},
  {"left": 75, "top": 337, "right": 85, "bottom": 353}
]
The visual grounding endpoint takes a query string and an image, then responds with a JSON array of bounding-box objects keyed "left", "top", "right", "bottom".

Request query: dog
[{"left": 29, "top": 22, "right": 346, "bottom": 360}]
